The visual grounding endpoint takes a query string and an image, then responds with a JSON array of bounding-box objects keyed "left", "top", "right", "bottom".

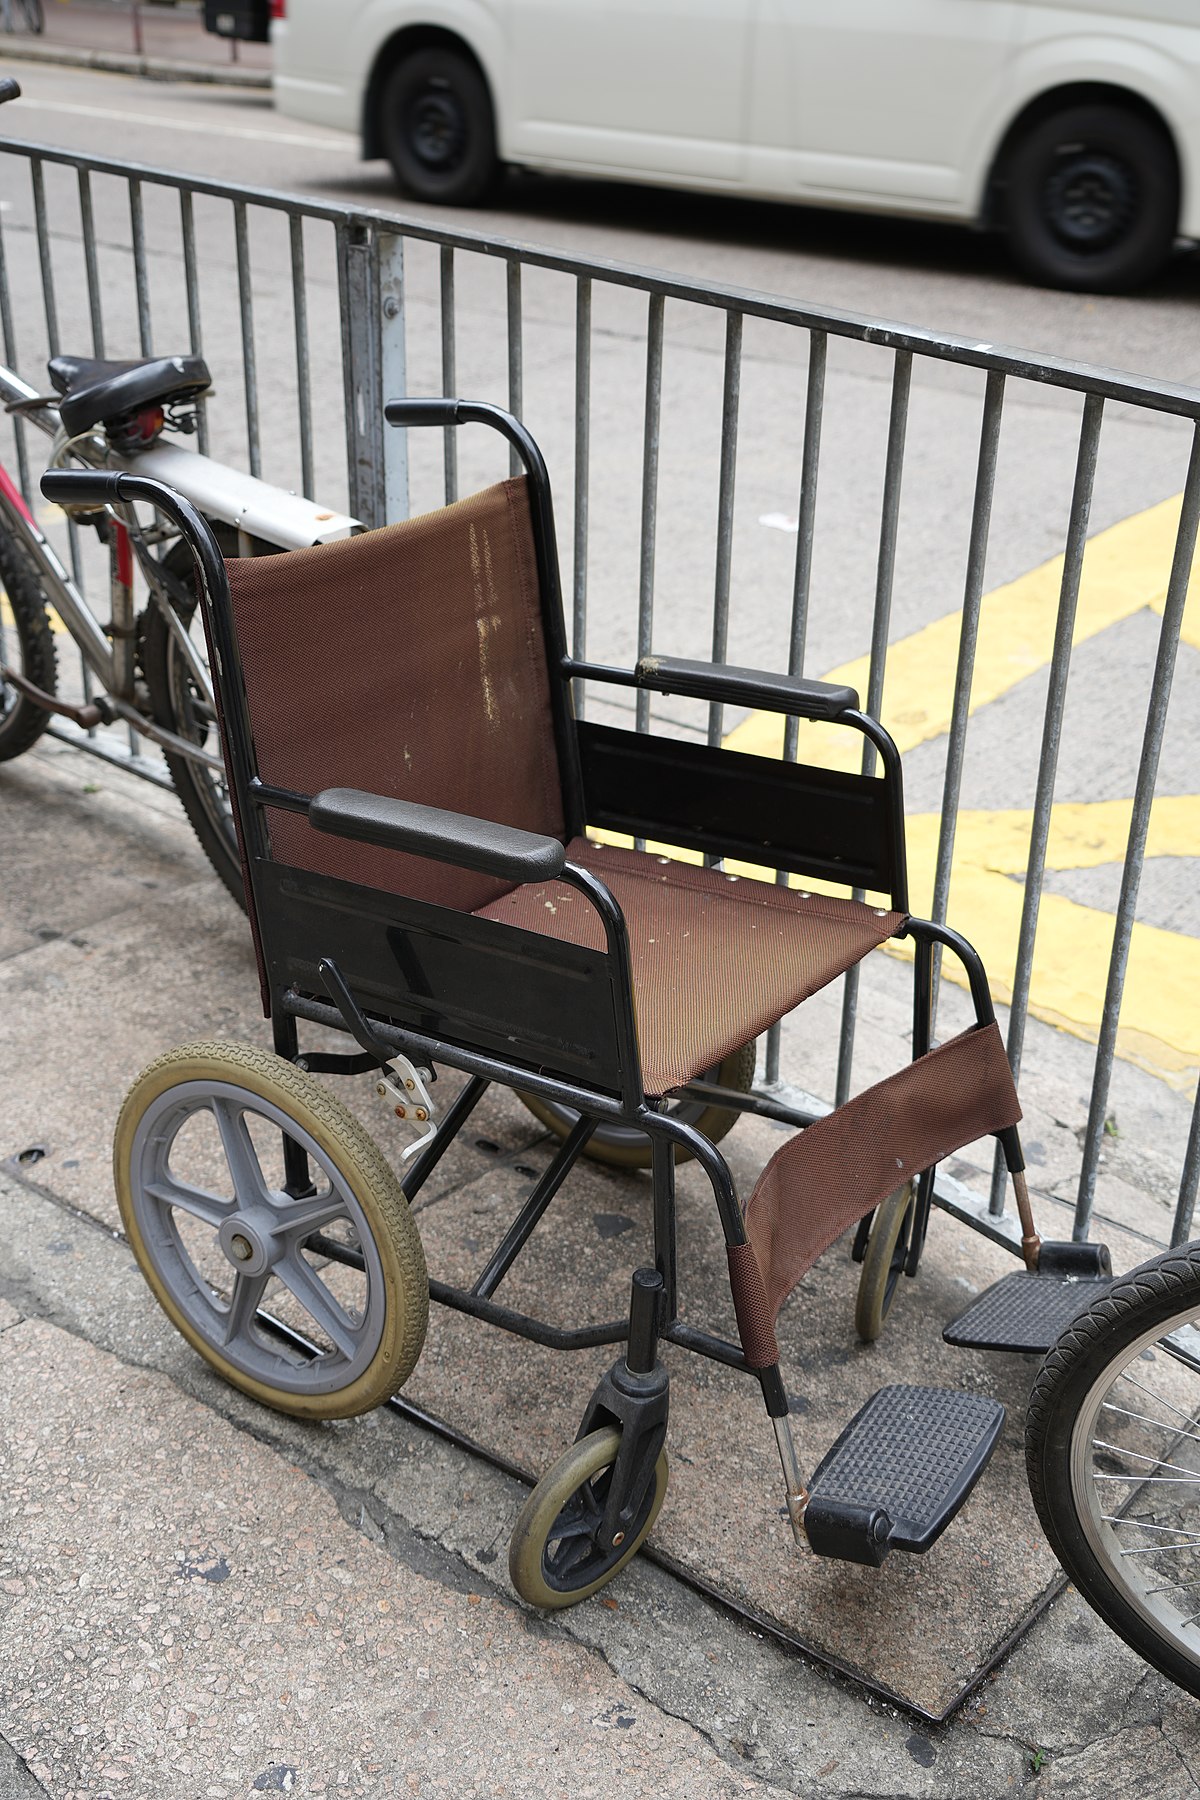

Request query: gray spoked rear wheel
[
  {"left": 1027, "top": 1247, "right": 1200, "bottom": 1697},
  {"left": 114, "top": 1041, "right": 428, "bottom": 1419}
]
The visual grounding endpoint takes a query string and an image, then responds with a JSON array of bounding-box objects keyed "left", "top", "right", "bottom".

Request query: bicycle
[{"left": 0, "top": 81, "right": 357, "bottom": 903}]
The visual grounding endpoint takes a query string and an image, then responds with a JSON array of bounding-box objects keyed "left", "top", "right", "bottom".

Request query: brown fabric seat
[{"left": 476, "top": 838, "right": 904, "bottom": 1096}]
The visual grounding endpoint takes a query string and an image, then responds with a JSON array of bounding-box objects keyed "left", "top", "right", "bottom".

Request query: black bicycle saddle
[{"left": 47, "top": 353, "right": 212, "bottom": 438}]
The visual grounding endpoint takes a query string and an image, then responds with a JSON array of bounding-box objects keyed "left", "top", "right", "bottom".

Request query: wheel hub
[
  {"left": 217, "top": 1210, "right": 276, "bottom": 1278},
  {"left": 1045, "top": 152, "right": 1135, "bottom": 250},
  {"left": 412, "top": 86, "right": 463, "bottom": 170}
]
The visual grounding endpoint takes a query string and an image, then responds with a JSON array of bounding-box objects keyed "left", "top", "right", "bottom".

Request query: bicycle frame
[{"left": 0, "top": 358, "right": 360, "bottom": 778}]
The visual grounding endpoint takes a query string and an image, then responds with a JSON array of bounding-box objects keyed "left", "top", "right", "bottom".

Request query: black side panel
[
  {"left": 578, "top": 722, "right": 896, "bottom": 894},
  {"left": 256, "top": 860, "right": 626, "bottom": 1094}
]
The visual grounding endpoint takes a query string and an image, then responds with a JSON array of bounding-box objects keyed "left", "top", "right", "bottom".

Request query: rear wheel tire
[
  {"left": 0, "top": 529, "right": 56, "bottom": 762},
  {"left": 1004, "top": 104, "right": 1178, "bottom": 292},
  {"left": 518, "top": 1039, "right": 757, "bottom": 1170},
  {"left": 381, "top": 47, "right": 498, "bottom": 206},
  {"left": 114, "top": 1039, "right": 429, "bottom": 1420},
  {"left": 855, "top": 1179, "right": 917, "bottom": 1343}
]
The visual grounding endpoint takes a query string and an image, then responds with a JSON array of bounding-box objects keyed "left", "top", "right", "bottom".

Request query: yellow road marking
[
  {"left": 724, "top": 492, "right": 1200, "bottom": 1087},
  {"left": 726, "top": 492, "right": 1193, "bottom": 767}
]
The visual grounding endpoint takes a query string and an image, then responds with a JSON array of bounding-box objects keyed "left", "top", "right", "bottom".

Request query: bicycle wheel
[
  {"left": 1027, "top": 1245, "right": 1200, "bottom": 1697},
  {"left": 0, "top": 527, "right": 56, "bottom": 761},
  {"left": 139, "top": 529, "right": 245, "bottom": 905}
]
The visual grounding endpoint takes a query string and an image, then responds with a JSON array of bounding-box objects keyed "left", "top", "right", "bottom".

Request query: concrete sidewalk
[
  {"left": 2, "top": 0, "right": 271, "bottom": 87},
  {"left": 2, "top": 735, "right": 1200, "bottom": 1796}
]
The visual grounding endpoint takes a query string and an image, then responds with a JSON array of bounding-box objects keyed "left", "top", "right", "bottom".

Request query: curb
[{"left": 0, "top": 40, "right": 271, "bottom": 88}]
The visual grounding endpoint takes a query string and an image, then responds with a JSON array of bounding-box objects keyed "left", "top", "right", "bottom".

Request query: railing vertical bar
[
  {"left": 128, "top": 176, "right": 152, "bottom": 355},
  {"left": 289, "top": 213, "right": 314, "bottom": 501},
  {"left": 77, "top": 168, "right": 105, "bottom": 358},
  {"left": 835, "top": 347, "right": 912, "bottom": 1106},
  {"left": 31, "top": 157, "right": 59, "bottom": 358},
  {"left": 440, "top": 245, "right": 458, "bottom": 504},
  {"left": 1076, "top": 424, "right": 1200, "bottom": 1242},
  {"left": 233, "top": 199, "right": 261, "bottom": 479},
  {"left": 782, "top": 329, "right": 827, "bottom": 753},
  {"left": 636, "top": 293, "right": 665, "bottom": 741},
  {"left": 707, "top": 309, "right": 743, "bottom": 749},
  {"left": 0, "top": 202, "right": 31, "bottom": 501},
  {"left": 506, "top": 259, "right": 522, "bottom": 477},
  {"left": 179, "top": 189, "right": 209, "bottom": 456},
  {"left": 766, "top": 326, "right": 828, "bottom": 1085},
  {"left": 989, "top": 391, "right": 1105, "bottom": 1213},
  {"left": 929, "top": 368, "right": 1006, "bottom": 1018},
  {"left": 572, "top": 275, "right": 591, "bottom": 714},
  {"left": 1171, "top": 1088, "right": 1200, "bottom": 1247}
]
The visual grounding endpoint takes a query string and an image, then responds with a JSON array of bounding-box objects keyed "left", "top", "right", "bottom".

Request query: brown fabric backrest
[{"left": 225, "top": 476, "right": 565, "bottom": 912}]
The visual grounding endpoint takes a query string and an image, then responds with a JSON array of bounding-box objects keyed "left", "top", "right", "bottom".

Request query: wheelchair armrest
[
  {"left": 635, "top": 654, "right": 858, "bottom": 722},
  {"left": 309, "top": 789, "right": 566, "bottom": 884}
]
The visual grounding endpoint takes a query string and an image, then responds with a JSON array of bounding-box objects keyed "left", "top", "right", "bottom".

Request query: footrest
[
  {"left": 804, "top": 1385, "right": 1004, "bottom": 1566},
  {"left": 943, "top": 1270, "right": 1113, "bottom": 1354}
]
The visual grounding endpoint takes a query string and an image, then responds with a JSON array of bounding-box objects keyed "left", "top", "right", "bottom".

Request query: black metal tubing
[
  {"left": 650, "top": 1133, "right": 678, "bottom": 1324},
  {"left": 678, "top": 1079, "right": 817, "bottom": 1129},
  {"left": 428, "top": 1278, "right": 628, "bottom": 1351},
  {"left": 902, "top": 916, "right": 996, "bottom": 1024},
  {"left": 471, "top": 1114, "right": 596, "bottom": 1299}
]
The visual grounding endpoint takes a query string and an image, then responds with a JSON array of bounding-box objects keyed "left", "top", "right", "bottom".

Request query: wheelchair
[{"left": 44, "top": 401, "right": 1112, "bottom": 1610}]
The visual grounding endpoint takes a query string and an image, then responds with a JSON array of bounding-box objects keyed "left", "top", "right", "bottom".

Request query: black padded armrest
[
  {"left": 309, "top": 788, "right": 566, "bottom": 883},
  {"left": 636, "top": 654, "right": 859, "bottom": 721}
]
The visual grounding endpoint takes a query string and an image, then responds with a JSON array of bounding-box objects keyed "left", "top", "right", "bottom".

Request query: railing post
[{"left": 337, "top": 221, "right": 408, "bottom": 528}]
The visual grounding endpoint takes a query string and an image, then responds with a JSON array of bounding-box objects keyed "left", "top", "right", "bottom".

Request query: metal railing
[{"left": 2, "top": 133, "right": 1198, "bottom": 1254}]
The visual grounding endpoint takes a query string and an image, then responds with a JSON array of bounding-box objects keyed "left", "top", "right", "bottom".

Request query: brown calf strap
[{"left": 740, "top": 1022, "right": 1022, "bottom": 1331}]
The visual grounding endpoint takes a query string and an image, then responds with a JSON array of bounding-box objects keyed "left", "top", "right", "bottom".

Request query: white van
[{"left": 270, "top": 0, "right": 1200, "bottom": 292}]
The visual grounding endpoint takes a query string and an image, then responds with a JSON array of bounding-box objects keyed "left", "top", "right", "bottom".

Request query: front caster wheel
[
  {"left": 114, "top": 1040, "right": 428, "bottom": 1420},
  {"left": 855, "top": 1179, "right": 916, "bottom": 1343},
  {"left": 509, "top": 1427, "right": 669, "bottom": 1609}
]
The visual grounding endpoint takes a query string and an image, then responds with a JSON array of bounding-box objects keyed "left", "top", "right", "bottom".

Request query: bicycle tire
[
  {"left": 139, "top": 529, "right": 245, "bottom": 906},
  {"left": 1026, "top": 1245, "right": 1200, "bottom": 1697},
  {"left": 0, "top": 526, "right": 57, "bottom": 761}
]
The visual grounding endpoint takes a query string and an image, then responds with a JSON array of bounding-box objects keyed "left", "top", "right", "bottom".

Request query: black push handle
[
  {"left": 384, "top": 396, "right": 550, "bottom": 491},
  {"left": 384, "top": 398, "right": 464, "bottom": 428},
  {"left": 0, "top": 80, "right": 21, "bottom": 107},
  {"left": 41, "top": 469, "right": 129, "bottom": 507}
]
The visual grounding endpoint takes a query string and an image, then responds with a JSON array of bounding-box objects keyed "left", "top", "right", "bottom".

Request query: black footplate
[
  {"left": 944, "top": 1249, "right": 1113, "bottom": 1355},
  {"left": 804, "top": 1385, "right": 1004, "bottom": 1566}
]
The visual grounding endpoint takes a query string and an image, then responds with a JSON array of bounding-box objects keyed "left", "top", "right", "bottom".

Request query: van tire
[
  {"left": 381, "top": 47, "right": 498, "bottom": 206},
  {"left": 1003, "top": 103, "right": 1177, "bottom": 293}
]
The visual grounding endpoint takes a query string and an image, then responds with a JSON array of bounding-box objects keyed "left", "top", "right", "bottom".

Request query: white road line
[{"left": 14, "top": 97, "right": 359, "bottom": 154}]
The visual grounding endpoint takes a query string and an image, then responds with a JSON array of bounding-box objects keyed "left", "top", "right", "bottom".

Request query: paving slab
[{"left": 5, "top": 734, "right": 1200, "bottom": 1790}]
